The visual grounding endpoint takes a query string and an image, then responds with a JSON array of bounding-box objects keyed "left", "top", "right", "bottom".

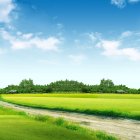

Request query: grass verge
[{"left": 0, "top": 104, "right": 118, "bottom": 140}]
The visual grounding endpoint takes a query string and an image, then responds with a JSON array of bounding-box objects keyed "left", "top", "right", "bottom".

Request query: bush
[{"left": 81, "top": 86, "right": 91, "bottom": 93}]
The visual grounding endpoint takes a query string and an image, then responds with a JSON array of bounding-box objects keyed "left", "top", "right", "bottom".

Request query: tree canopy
[{"left": 0, "top": 78, "right": 139, "bottom": 94}]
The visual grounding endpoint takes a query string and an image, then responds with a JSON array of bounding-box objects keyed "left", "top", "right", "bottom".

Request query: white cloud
[
  {"left": 95, "top": 33, "right": 140, "bottom": 61},
  {"left": 120, "top": 31, "right": 133, "bottom": 38},
  {"left": 87, "top": 33, "right": 97, "bottom": 42},
  {"left": 97, "top": 40, "right": 120, "bottom": 50},
  {"left": 69, "top": 54, "right": 87, "bottom": 64},
  {"left": 97, "top": 40, "right": 121, "bottom": 56},
  {"left": 22, "top": 33, "right": 33, "bottom": 40},
  {"left": 80, "top": 31, "right": 140, "bottom": 61},
  {"left": 0, "top": 29, "right": 61, "bottom": 51},
  {"left": 111, "top": 0, "right": 140, "bottom": 8},
  {"left": 0, "top": 0, "right": 15, "bottom": 23},
  {"left": 121, "top": 48, "right": 140, "bottom": 61},
  {"left": 111, "top": 0, "right": 126, "bottom": 8},
  {"left": 86, "top": 32, "right": 101, "bottom": 42},
  {"left": 30, "top": 37, "right": 61, "bottom": 51}
]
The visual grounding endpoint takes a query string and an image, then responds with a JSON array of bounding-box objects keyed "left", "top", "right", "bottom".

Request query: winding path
[{"left": 0, "top": 100, "right": 139, "bottom": 140}]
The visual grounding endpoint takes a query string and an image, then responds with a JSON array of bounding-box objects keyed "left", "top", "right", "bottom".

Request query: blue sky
[{"left": 0, "top": 0, "right": 140, "bottom": 88}]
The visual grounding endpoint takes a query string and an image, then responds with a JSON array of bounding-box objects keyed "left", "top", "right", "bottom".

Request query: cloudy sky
[{"left": 0, "top": 0, "right": 140, "bottom": 88}]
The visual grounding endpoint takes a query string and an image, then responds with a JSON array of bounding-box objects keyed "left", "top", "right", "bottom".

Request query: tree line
[{"left": 0, "top": 79, "right": 140, "bottom": 94}]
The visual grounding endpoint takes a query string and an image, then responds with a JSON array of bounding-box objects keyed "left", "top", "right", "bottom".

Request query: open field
[
  {"left": 1, "top": 94, "right": 140, "bottom": 120},
  {"left": 1, "top": 100, "right": 140, "bottom": 140},
  {"left": 0, "top": 106, "right": 116, "bottom": 140}
]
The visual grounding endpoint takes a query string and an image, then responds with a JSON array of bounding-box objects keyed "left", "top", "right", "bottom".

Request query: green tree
[
  {"left": 100, "top": 79, "right": 114, "bottom": 87},
  {"left": 19, "top": 79, "right": 34, "bottom": 93},
  {"left": 81, "top": 86, "right": 91, "bottom": 93},
  {"left": 99, "top": 79, "right": 114, "bottom": 93},
  {"left": 19, "top": 79, "right": 34, "bottom": 87},
  {"left": 49, "top": 80, "right": 85, "bottom": 92}
]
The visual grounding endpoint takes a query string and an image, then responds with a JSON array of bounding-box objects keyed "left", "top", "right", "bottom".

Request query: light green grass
[
  {"left": 0, "top": 106, "right": 117, "bottom": 140},
  {"left": 2, "top": 93, "right": 140, "bottom": 98},
  {"left": 2, "top": 93, "right": 140, "bottom": 120}
]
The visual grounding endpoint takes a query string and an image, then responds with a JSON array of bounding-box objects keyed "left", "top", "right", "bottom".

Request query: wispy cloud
[
  {"left": 111, "top": 0, "right": 126, "bottom": 8},
  {"left": 57, "top": 23, "right": 64, "bottom": 30},
  {"left": 68, "top": 54, "right": 87, "bottom": 64},
  {"left": 96, "top": 40, "right": 121, "bottom": 56},
  {"left": 0, "top": 29, "right": 62, "bottom": 51},
  {"left": 111, "top": 0, "right": 140, "bottom": 8},
  {"left": 0, "top": 0, "right": 15, "bottom": 23},
  {"left": 0, "top": 0, "right": 63, "bottom": 52},
  {"left": 87, "top": 31, "right": 140, "bottom": 61},
  {"left": 120, "top": 31, "right": 133, "bottom": 38},
  {"left": 38, "top": 59, "right": 59, "bottom": 65},
  {"left": 97, "top": 40, "right": 140, "bottom": 61}
]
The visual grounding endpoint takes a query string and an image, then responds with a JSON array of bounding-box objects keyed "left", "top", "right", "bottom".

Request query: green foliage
[
  {"left": 0, "top": 78, "right": 139, "bottom": 94},
  {"left": 81, "top": 86, "right": 92, "bottom": 93},
  {"left": 100, "top": 79, "right": 114, "bottom": 87},
  {"left": 34, "top": 115, "right": 51, "bottom": 122},
  {"left": 33, "top": 85, "right": 52, "bottom": 93},
  {"left": 48, "top": 80, "right": 85, "bottom": 92},
  {"left": 19, "top": 79, "right": 34, "bottom": 87},
  {"left": 19, "top": 79, "right": 34, "bottom": 93},
  {"left": 45, "top": 86, "right": 53, "bottom": 93}
]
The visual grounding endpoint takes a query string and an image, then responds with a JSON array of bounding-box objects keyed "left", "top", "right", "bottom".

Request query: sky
[{"left": 0, "top": 0, "right": 140, "bottom": 88}]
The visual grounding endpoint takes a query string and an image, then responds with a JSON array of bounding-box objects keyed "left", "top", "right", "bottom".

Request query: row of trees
[{"left": 0, "top": 79, "right": 140, "bottom": 94}]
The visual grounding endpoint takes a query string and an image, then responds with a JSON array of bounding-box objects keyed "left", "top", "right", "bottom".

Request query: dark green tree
[
  {"left": 100, "top": 79, "right": 114, "bottom": 87},
  {"left": 99, "top": 79, "right": 114, "bottom": 93},
  {"left": 19, "top": 79, "right": 34, "bottom": 93},
  {"left": 48, "top": 80, "right": 85, "bottom": 92}
]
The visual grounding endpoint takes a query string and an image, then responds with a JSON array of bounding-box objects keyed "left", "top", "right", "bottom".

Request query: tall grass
[{"left": 0, "top": 106, "right": 117, "bottom": 140}]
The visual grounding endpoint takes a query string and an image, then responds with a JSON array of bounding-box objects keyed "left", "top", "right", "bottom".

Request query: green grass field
[
  {"left": 0, "top": 106, "right": 116, "bottom": 140},
  {"left": 1, "top": 93, "right": 140, "bottom": 120}
]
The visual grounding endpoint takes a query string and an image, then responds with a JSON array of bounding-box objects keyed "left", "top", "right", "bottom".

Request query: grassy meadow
[
  {"left": 1, "top": 93, "right": 140, "bottom": 120},
  {"left": 0, "top": 106, "right": 117, "bottom": 140}
]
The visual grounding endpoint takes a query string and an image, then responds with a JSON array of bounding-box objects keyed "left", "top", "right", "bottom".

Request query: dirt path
[{"left": 0, "top": 101, "right": 139, "bottom": 140}]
